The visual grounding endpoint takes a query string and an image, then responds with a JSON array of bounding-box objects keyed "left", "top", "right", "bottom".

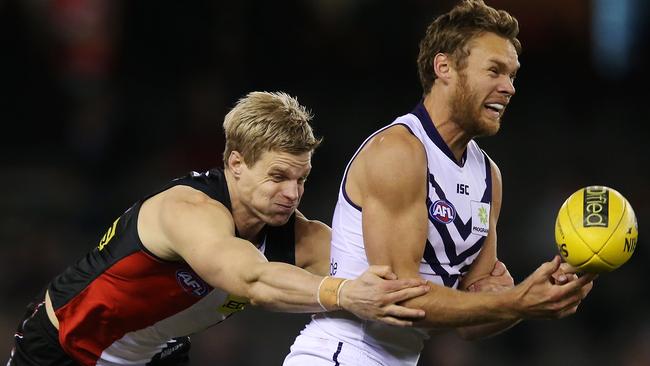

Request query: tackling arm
[
  {"left": 143, "top": 185, "right": 429, "bottom": 325},
  {"left": 157, "top": 186, "right": 323, "bottom": 312}
]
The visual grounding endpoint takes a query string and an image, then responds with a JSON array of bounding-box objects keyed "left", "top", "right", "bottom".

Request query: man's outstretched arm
[{"left": 144, "top": 185, "right": 429, "bottom": 327}]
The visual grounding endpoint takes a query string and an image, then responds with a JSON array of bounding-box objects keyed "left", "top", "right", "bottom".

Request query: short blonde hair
[{"left": 222, "top": 91, "right": 322, "bottom": 167}]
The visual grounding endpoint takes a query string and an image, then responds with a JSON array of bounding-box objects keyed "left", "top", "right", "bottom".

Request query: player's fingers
[
  {"left": 502, "top": 268, "right": 513, "bottom": 280},
  {"left": 537, "top": 256, "right": 562, "bottom": 277},
  {"left": 581, "top": 273, "right": 599, "bottom": 282},
  {"left": 566, "top": 304, "right": 580, "bottom": 317},
  {"left": 367, "top": 265, "right": 397, "bottom": 280},
  {"left": 375, "top": 316, "right": 414, "bottom": 328},
  {"left": 580, "top": 280, "right": 594, "bottom": 297},
  {"left": 553, "top": 272, "right": 578, "bottom": 285},
  {"left": 558, "top": 299, "right": 582, "bottom": 318},
  {"left": 385, "top": 284, "right": 430, "bottom": 303},
  {"left": 555, "top": 283, "right": 591, "bottom": 312},
  {"left": 381, "top": 304, "right": 426, "bottom": 321},
  {"left": 551, "top": 270, "right": 567, "bottom": 284},
  {"left": 383, "top": 278, "right": 429, "bottom": 293},
  {"left": 563, "top": 273, "right": 597, "bottom": 292},
  {"left": 559, "top": 262, "right": 579, "bottom": 274},
  {"left": 491, "top": 261, "right": 507, "bottom": 276}
]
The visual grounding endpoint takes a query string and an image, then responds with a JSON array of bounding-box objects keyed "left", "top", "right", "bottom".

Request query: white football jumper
[{"left": 285, "top": 103, "right": 493, "bottom": 366}]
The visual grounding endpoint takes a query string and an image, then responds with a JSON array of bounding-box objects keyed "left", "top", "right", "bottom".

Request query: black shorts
[
  {"left": 7, "top": 298, "right": 191, "bottom": 366},
  {"left": 7, "top": 299, "right": 76, "bottom": 366}
]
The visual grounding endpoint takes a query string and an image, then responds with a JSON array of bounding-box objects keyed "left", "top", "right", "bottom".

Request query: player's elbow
[{"left": 239, "top": 264, "right": 281, "bottom": 309}]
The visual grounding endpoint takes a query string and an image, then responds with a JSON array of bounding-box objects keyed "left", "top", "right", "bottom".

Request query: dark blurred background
[{"left": 1, "top": 0, "right": 648, "bottom": 365}]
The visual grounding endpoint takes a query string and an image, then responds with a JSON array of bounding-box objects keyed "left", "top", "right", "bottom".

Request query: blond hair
[
  {"left": 222, "top": 91, "right": 321, "bottom": 167},
  {"left": 417, "top": 0, "right": 521, "bottom": 95}
]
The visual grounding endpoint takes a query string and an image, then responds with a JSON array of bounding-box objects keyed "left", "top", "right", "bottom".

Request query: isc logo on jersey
[
  {"left": 429, "top": 199, "right": 456, "bottom": 224},
  {"left": 176, "top": 270, "right": 210, "bottom": 297}
]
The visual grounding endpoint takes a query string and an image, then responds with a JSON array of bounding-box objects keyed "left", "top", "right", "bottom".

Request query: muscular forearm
[
  {"left": 408, "top": 283, "right": 519, "bottom": 328},
  {"left": 246, "top": 261, "right": 326, "bottom": 312}
]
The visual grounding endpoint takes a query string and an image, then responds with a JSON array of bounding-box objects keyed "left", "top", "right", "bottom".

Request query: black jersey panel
[
  {"left": 48, "top": 203, "right": 143, "bottom": 310},
  {"left": 265, "top": 213, "right": 296, "bottom": 265}
]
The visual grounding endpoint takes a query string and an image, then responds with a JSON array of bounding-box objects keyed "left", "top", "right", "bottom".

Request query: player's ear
[
  {"left": 227, "top": 151, "right": 246, "bottom": 178},
  {"left": 433, "top": 53, "right": 452, "bottom": 84}
]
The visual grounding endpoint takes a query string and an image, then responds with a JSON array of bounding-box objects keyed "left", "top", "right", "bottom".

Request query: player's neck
[
  {"left": 422, "top": 93, "right": 472, "bottom": 163},
  {"left": 224, "top": 169, "right": 266, "bottom": 243}
]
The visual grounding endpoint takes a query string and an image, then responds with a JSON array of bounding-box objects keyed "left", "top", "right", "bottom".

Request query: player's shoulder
[
  {"left": 157, "top": 185, "right": 232, "bottom": 222},
  {"left": 162, "top": 184, "right": 218, "bottom": 203},
  {"left": 294, "top": 210, "right": 330, "bottom": 238},
  {"left": 352, "top": 125, "right": 427, "bottom": 195},
  {"left": 362, "top": 124, "right": 426, "bottom": 167},
  {"left": 371, "top": 123, "right": 422, "bottom": 146},
  {"left": 139, "top": 185, "right": 235, "bottom": 260}
]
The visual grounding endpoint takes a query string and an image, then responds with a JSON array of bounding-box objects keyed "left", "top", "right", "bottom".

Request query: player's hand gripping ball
[{"left": 555, "top": 186, "right": 638, "bottom": 273}]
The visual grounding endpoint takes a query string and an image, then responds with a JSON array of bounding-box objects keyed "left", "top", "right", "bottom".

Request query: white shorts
[{"left": 283, "top": 327, "right": 386, "bottom": 366}]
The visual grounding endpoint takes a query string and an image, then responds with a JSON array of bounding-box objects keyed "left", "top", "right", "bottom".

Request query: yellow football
[{"left": 555, "top": 186, "right": 638, "bottom": 273}]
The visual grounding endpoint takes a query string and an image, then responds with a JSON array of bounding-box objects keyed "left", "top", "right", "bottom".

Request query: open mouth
[{"left": 484, "top": 103, "right": 504, "bottom": 118}]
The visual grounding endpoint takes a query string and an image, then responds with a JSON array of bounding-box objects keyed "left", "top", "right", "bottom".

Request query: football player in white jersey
[{"left": 284, "top": 1, "right": 596, "bottom": 365}]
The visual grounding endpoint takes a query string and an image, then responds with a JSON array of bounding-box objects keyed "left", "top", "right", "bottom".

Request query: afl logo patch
[
  {"left": 429, "top": 199, "right": 456, "bottom": 224},
  {"left": 176, "top": 270, "right": 210, "bottom": 297}
]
